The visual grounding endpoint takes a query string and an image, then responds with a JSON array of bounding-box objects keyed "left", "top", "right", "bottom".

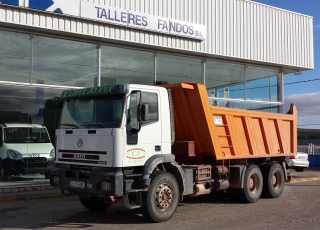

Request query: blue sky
[{"left": 255, "top": 0, "right": 320, "bottom": 129}]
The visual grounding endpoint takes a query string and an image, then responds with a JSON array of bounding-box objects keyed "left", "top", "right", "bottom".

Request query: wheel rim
[
  {"left": 248, "top": 174, "right": 260, "bottom": 194},
  {"left": 272, "top": 171, "right": 281, "bottom": 190},
  {"left": 155, "top": 183, "right": 172, "bottom": 210}
]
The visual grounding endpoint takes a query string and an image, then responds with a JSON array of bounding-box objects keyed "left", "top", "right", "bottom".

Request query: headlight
[
  {"left": 50, "top": 148, "right": 55, "bottom": 158},
  {"left": 7, "top": 149, "right": 19, "bottom": 159}
]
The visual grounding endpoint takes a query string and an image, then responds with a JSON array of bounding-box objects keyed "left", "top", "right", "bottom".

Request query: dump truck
[{"left": 50, "top": 82, "right": 297, "bottom": 223}]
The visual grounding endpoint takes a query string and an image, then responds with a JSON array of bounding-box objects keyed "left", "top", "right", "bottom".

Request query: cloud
[{"left": 284, "top": 93, "right": 320, "bottom": 129}]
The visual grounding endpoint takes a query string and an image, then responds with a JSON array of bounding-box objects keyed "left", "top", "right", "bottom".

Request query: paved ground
[{"left": 0, "top": 168, "right": 319, "bottom": 203}]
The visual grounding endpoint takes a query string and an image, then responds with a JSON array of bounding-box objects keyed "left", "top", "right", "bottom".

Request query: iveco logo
[
  {"left": 74, "top": 154, "right": 85, "bottom": 159},
  {"left": 77, "top": 138, "right": 83, "bottom": 147}
]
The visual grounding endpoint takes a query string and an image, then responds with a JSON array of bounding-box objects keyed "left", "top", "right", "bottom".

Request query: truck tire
[
  {"left": 262, "top": 162, "right": 284, "bottom": 198},
  {"left": 238, "top": 164, "right": 263, "bottom": 203},
  {"left": 0, "top": 166, "right": 9, "bottom": 182},
  {"left": 79, "top": 196, "right": 111, "bottom": 211},
  {"left": 141, "top": 171, "right": 179, "bottom": 223}
]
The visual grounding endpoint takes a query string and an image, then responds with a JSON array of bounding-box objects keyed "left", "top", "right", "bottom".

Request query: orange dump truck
[{"left": 50, "top": 81, "right": 297, "bottom": 223}]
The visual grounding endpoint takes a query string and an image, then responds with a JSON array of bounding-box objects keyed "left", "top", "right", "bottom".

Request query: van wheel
[
  {"left": 0, "top": 166, "right": 9, "bottom": 181},
  {"left": 262, "top": 162, "right": 284, "bottom": 198},
  {"left": 79, "top": 196, "right": 111, "bottom": 211},
  {"left": 141, "top": 171, "right": 179, "bottom": 223},
  {"left": 238, "top": 165, "right": 263, "bottom": 203},
  {"left": 44, "top": 172, "right": 50, "bottom": 179}
]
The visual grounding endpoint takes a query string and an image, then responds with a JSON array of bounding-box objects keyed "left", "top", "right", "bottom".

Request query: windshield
[
  {"left": 4, "top": 127, "right": 51, "bottom": 144},
  {"left": 59, "top": 94, "right": 124, "bottom": 129}
]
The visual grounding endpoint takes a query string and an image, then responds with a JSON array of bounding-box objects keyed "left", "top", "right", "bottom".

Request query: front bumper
[
  {"left": 2, "top": 158, "right": 55, "bottom": 176},
  {"left": 23, "top": 159, "right": 55, "bottom": 174},
  {"left": 50, "top": 167, "right": 124, "bottom": 197}
]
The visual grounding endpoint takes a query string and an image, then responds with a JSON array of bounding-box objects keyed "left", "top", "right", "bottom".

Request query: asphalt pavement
[{"left": 0, "top": 168, "right": 320, "bottom": 203}]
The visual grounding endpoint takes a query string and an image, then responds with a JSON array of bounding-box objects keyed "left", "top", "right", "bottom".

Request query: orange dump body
[{"left": 162, "top": 82, "right": 297, "bottom": 160}]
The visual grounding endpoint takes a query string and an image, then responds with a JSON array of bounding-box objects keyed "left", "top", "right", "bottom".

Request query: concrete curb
[
  {"left": 286, "top": 176, "right": 320, "bottom": 183},
  {"left": 0, "top": 192, "right": 76, "bottom": 203},
  {"left": 0, "top": 185, "right": 58, "bottom": 194}
]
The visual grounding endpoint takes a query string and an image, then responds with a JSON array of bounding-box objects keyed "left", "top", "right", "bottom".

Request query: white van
[{"left": 0, "top": 123, "right": 55, "bottom": 181}]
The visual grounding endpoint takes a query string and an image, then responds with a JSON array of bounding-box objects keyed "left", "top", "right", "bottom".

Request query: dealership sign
[{"left": 0, "top": 0, "right": 206, "bottom": 40}]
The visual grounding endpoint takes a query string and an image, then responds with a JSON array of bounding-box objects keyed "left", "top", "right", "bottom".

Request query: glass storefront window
[
  {"left": 101, "top": 46, "right": 155, "bottom": 85},
  {"left": 246, "top": 66, "right": 280, "bottom": 102},
  {"left": 209, "top": 98, "right": 280, "bottom": 112},
  {"left": 33, "top": 36, "right": 97, "bottom": 87},
  {"left": 0, "top": 85, "right": 64, "bottom": 186},
  {"left": 206, "top": 62, "right": 281, "bottom": 111},
  {"left": 156, "top": 54, "right": 202, "bottom": 84},
  {"left": 0, "top": 30, "right": 30, "bottom": 83},
  {"left": 206, "top": 61, "right": 245, "bottom": 100},
  {"left": 0, "top": 29, "right": 285, "bottom": 189}
]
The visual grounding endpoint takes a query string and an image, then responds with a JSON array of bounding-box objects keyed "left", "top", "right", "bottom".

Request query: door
[{"left": 124, "top": 90, "right": 161, "bottom": 167}]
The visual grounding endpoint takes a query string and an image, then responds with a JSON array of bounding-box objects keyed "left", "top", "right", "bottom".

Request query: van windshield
[
  {"left": 4, "top": 127, "right": 51, "bottom": 144},
  {"left": 59, "top": 94, "right": 125, "bottom": 129}
]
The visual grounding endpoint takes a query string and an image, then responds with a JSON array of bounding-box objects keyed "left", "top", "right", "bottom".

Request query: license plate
[{"left": 69, "top": 181, "right": 85, "bottom": 189}]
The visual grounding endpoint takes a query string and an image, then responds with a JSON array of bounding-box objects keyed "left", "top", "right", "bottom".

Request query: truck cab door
[{"left": 124, "top": 90, "right": 161, "bottom": 166}]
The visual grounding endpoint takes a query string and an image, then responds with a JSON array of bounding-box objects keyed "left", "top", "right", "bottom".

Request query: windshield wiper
[{"left": 60, "top": 123, "right": 79, "bottom": 129}]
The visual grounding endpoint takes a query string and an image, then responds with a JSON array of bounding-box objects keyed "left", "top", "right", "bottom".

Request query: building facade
[{"left": 0, "top": 0, "right": 314, "bottom": 186}]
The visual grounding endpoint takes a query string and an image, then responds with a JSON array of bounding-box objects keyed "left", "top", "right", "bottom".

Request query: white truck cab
[
  {"left": 0, "top": 123, "right": 55, "bottom": 181},
  {"left": 55, "top": 84, "right": 172, "bottom": 169}
]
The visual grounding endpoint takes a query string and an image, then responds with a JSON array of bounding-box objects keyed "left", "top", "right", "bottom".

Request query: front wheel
[
  {"left": 141, "top": 171, "right": 179, "bottom": 223},
  {"left": 79, "top": 196, "right": 111, "bottom": 211}
]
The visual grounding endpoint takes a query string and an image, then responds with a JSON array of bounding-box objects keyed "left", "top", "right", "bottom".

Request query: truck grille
[
  {"left": 61, "top": 154, "right": 99, "bottom": 160},
  {"left": 58, "top": 150, "right": 107, "bottom": 165},
  {"left": 58, "top": 150, "right": 107, "bottom": 154}
]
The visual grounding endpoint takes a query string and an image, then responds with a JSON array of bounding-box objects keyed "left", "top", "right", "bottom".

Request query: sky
[{"left": 254, "top": 0, "right": 320, "bottom": 129}]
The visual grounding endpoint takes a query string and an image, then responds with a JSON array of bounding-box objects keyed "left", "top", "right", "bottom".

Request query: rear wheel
[
  {"left": 262, "top": 162, "right": 284, "bottom": 198},
  {"left": 0, "top": 166, "right": 9, "bottom": 182},
  {"left": 79, "top": 196, "right": 111, "bottom": 211},
  {"left": 238, "top": 165, "right": 263, "bottom": 203},
  {"left": 141, "top": 171, "right": 179, "bottom": 223}
]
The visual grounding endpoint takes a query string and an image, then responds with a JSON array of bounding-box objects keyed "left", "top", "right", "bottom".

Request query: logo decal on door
[{"left": 126, "top": 148, "right": 146, "bottom": 160}]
